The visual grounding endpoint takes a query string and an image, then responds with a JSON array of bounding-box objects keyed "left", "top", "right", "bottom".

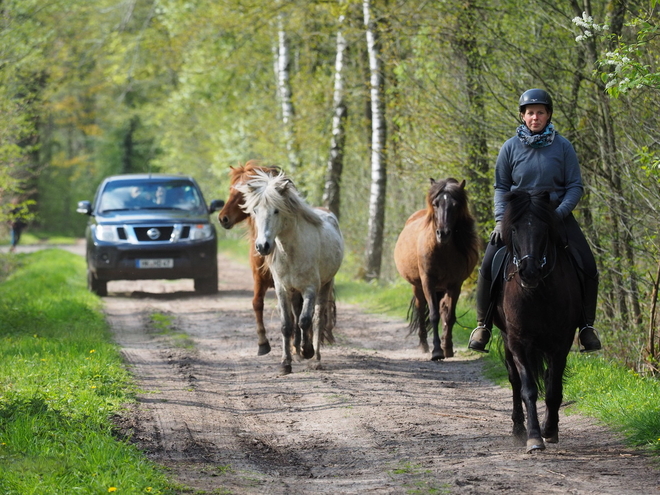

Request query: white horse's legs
[
  {"left": 277, "top": 288, "right": 296, "bottom": 374},
  {"left": 299, "top": 288, "right": 316, "bottom": 360}
]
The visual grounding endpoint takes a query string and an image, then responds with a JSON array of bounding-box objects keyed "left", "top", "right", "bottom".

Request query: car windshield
[{"left": 98, "top": 180, "right": 204, "bottom": 212}]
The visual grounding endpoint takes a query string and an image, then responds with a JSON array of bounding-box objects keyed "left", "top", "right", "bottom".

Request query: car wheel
[
  {"left": 88, "top": 269, "right": 108, "bottom": 297},
  {"left": 194, "top": 271, "right": 218, "bottom": 294}
]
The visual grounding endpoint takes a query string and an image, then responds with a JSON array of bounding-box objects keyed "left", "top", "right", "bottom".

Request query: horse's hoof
[
  {"left": 431, "top": 350, "right": 445, "bottom": 361},
  {"left": 543, "top": 433, "right": 559, "bottom": 444},
  {"left": 257, "top": 342, "right": 271, "bottom": 356},
  {"left": 302, "top": 346, "right": 315, "bottom": 360},
  {"left": 280, "top": 364, "right": 292, "bottom": 375},
  {"left": 526, "top": 438, "right": 546, "bottom": 453}
]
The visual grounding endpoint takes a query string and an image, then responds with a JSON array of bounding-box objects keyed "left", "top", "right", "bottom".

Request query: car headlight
[
  {"left": 189, "top": 224, "right": 213, "bottom": 240},
  {"left": 95, "top": 225, "right": 120, "bottom": 242}
]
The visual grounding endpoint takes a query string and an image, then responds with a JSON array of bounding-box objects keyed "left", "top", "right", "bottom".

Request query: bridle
[{"left": 505, "top": 228, "right": 556, "bottom": 283}]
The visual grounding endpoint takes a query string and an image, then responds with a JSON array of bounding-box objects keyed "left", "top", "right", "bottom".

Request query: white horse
[{"left": 237, "top": 171, "right": 344, "bottom": 374}]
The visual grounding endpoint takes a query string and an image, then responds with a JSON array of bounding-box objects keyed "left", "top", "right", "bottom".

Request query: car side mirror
[
  {"left": 76, "top": 200, "right": 92, "bottom": 215},
  {"left": 208, "top": 199, "right": 225, "bottom": 213}
]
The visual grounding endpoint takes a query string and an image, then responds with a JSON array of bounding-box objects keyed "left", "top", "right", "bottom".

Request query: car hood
[{"left": 95, "top": 209, "right": 211, "bottom": 224}]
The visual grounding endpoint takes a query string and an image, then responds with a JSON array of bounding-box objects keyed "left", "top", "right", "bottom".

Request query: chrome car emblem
[{"left": 147, "top": 228, "right": 161, "bottom": 240}]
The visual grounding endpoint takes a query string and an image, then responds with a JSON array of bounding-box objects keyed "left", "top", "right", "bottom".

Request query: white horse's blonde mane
[{"left": 237, "top": 170, "right": 322, "bottom": 227}]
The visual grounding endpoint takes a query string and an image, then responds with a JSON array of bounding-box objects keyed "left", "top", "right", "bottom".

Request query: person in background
[
  {"left": 8, "top": 197, "right": 27, "bottom": 253},
  {"left": 468, "top": 88, "right": 602, "bottom": 354}
]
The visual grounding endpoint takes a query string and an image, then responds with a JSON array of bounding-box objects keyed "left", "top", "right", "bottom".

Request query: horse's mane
[
  {"left": 501, "top": 190, "right": 558, "bottom": 247},
  {"left": 229, "top": 160, "right": 281, "bottom": 186},
  {"left": 239, "top": 170, "right": 323, "bottom": 227},
  {"left": 425, "top": 178, "right": 479, "bottom": 263}
]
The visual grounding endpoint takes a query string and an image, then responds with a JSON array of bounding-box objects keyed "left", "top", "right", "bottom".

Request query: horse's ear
[
  {"left": 459, "top": 179, "right": 466, "bottom": 189},
  {"left": 429, "top": 178, "right": 436, "bottom": 185}
]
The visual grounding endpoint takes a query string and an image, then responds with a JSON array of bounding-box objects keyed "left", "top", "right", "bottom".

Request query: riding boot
[
  {"left": 579, "top": 274, "right": 602, "bottom": 353},
  {"left": 468, "top": 271, "right": 494, "bottom": 353}
]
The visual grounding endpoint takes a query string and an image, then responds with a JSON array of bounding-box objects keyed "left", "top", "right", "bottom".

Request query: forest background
[{"left": 0, "top": 0, "right": 659, "bottom": 373}]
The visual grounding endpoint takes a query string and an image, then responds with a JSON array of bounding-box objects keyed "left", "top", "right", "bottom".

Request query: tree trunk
[
  {"left": 453, "top": 0, "right": 491, "bottom": 229},
  {"left": 362, "top": 0, "right": 387, "bottom": 281},
  {"left": 323, "top": 9, "right": 348, "bottom": 219},
  {"left": 274, "top": 10, "right": 301, "bottom": 173}
]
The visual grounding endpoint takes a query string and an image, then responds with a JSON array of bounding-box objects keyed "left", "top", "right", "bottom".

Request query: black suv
[{"left": 77, "top": 174, "right": 224, "bottom": 296}]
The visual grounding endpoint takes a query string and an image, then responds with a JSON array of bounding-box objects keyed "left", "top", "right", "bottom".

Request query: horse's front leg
[
  {"left": 512, "top": 350, "right": 544, "bottom": 452},
  {"left": 253, "top": 275, "right": 271, "bottom": 356},
  {"left": 440, "top": 289, "right": 459, "bottom": 358},
  {"left": 276, "top": 288, "right": 296, "bottom": 374},
  {"left": 505, "top": 345, "right": 526, "bottom": 445},
  {"left": 541, "top": 353, "right": 568, "bottom": 444},
  {"left": 423, "top": 283, "right": 444, "bottom": 361},
  {"left": 290, "top": 291, "right": 304, "bottom": 359},
  {"left": 412, "top": 286, "right": 429, "bottom": 353},
  {"left": 299, "top": 288, "right": 317, "bottom": 360}
]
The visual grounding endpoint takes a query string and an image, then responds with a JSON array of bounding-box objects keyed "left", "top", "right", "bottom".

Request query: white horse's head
[{"left": 236, "top": 171, "right": 297, "bottom": 256}]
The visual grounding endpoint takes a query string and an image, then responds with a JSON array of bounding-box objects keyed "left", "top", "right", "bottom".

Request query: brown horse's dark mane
[{"left": 424, "top": 178, "right": 479, "bottom": 265}]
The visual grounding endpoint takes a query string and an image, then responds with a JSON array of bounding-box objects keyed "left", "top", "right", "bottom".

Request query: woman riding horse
[{"left": 468, "top": 88, "right": 602, "bottom": 354}]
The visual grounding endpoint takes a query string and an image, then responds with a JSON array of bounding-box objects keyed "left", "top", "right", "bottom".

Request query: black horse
[{"left": 495, "top": 190, "right": 582, "bottom": 453}]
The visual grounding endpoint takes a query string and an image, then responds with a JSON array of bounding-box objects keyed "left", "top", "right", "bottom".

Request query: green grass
[
  {"left": 0, "top": 231, "right": 78, "bottom": 246},
  {"left": 481, "top": 334, "right": 660, "bottom": 454},
  {"left": 0, "top": 249, "right": 176, "bottom": 494}
]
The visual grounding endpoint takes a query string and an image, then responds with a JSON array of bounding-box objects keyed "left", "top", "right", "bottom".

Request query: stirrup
[
  {"left": 578, "top": 325, "right": 602, "bottom": 353},
  {"left": 468, "top": 325, "right": 491, "bottom": 354}
]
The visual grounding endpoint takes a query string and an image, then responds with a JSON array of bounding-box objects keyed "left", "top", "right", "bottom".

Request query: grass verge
[{"left": 0, "top": 249, "right": 176, "bottom": 494}]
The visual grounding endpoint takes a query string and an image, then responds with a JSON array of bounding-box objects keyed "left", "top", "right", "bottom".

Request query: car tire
[
  {"left": 194, "top": 270, "right": 218, "bottom": 294},
  {"left": 88, "top": 269, "right": 108, "bottom": 297}
]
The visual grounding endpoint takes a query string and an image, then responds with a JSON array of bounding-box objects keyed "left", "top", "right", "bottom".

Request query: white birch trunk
[
  {"left": 363, "top": 0, "right": 387, "bottom": 281},
  {"left": 274, "top": 11, "right": 301, "bottom": 172},
  {"left": 322, "top": 11, "right": 348, "bottom": 219}
]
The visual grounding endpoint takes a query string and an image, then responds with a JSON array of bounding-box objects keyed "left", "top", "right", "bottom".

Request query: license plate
[{"left": 136, "top": 258, "right": 174, "bottom": 269}]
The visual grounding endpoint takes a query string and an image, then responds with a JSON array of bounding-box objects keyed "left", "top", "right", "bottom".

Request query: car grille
[
  {"left": 134, "top": 226, "right": 175, "bottom": 241},
  {"left": 110, "top": 224, "right": 193, "bottom": 243}
]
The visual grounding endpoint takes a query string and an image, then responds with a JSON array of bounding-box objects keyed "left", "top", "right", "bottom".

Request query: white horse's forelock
[{"left": 237, "top": 170, "right": 322, "bottom": 226}]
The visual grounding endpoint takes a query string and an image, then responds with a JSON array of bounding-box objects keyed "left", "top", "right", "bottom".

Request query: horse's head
[
  {"left": 218, "top": 162, "right": 281, "bottom": 229},
  {"left": 428, "top": 178, "right": 467, "bottom": 244},
  {"left": 236, "top": 170, "right": 296, "bottom": 256},
  {"left": 502, "top": 190, "right": 558, "bottom": 289}
]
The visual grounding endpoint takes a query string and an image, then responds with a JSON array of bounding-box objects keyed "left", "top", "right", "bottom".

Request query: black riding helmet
[{"left": 518, "top": 88, "right": 553, "bottom": 114}]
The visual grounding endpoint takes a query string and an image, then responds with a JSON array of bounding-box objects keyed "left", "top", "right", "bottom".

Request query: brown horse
[
  {"left": 394, "top": 178, "right": 479, "bottom": 360},
  {"left": 495, "top": 190, "right": 582, "bottom": 452},
  {"left": 217, "top": 161, "right": 335, "bottom": 356}
]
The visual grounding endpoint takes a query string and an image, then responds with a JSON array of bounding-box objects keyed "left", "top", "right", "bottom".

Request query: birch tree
[
  {"left": 362, "top": 0, "right": 387, "bottom": 281},
  {"left": 323, "top": 7, "right": 348, "bottom": 219},
  {"left": 274, "top": 9, "right": 301, "bottom": 173}
]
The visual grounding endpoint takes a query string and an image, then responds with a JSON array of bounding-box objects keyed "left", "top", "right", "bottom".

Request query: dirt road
[{"left": 99, "top": 254, "right": 658, "bottom": 494}]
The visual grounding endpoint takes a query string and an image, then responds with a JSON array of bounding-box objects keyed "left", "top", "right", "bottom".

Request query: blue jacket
[{"left": 493, "top": 133, "right": 583, "bottom": 222}]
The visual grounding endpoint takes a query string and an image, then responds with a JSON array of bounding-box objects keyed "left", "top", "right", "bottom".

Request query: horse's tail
[
  {"left": 526, "top": 348, "right": 548, "bottom": 395},
  {"left": 320, "top": 288, "right": 337, "bottom": 345},
  {"left": 406, "top": 296, "right": 430, "bottom": 337}
]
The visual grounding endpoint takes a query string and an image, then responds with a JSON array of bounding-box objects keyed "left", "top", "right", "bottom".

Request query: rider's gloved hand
[{"left": 489, "top": 221, "right": 502, "bottom": 245}]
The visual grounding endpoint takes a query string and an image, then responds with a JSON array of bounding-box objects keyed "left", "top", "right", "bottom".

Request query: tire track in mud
[{"left": 105, "top": 256, "right": 659, "bottom": 495}]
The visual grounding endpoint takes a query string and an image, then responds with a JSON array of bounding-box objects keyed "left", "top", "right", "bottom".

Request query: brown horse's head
[
  {"left": 217, "top": 160, "right": 281, "bottom": 229},
  {"left": 426, "top": 177, "right": 469, "bottom": 244}
]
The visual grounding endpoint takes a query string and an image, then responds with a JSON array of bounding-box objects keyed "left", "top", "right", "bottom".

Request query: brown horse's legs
[
  {"left": 291, "top": 292, "right": 303, "bottom": 356},
  {"left": 412, "top": 287, "right": 430, "bottom": 353},
  {"left": 299, "top": 290, "right": 316, "bottom": 360},
  {"left": 253, "top": 281, "right": 271, "bottom": 356},
  {"left": 440, "top": 292, "right": 458, "bottom": 358}
]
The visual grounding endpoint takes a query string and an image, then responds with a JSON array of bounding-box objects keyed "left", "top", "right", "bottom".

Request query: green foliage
[{"left": 0, "top": 250, "right": 175, "bottom": 493}]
